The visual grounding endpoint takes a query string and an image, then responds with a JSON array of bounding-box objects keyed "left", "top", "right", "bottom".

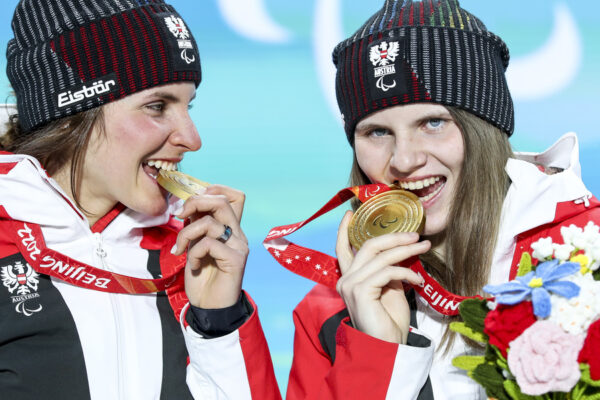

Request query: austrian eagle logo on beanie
[
  {"left": 367, "top": 39, "right": 409, "bottom": 101},
  {"left": 164, "top": 15, "right": 196, "bottom": 65},
  {"left": 369, "top": 41, "right": 400, "bottom": 92}
]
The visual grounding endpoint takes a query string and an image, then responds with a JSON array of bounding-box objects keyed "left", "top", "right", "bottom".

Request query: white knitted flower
[
  {"left": 548, "top": 273, "right": 600, "bottom": 335},
  {"left": 582, "top": 237, "right": 600, "bottom": 270},
  {"left": 552, "top": 243, "right": 575, "bottom": 261},
  {"left": 581, "top": 222, "right": 600, "bottom": 254},
  {"left": 561, "top": 225, "right": 583, "bottom": 247},
  {"left": 583, "top": 221, "right": 600, "bottom": 238},
  {"left": 531, "top": 237, "right": 554, "bottom": 260}
]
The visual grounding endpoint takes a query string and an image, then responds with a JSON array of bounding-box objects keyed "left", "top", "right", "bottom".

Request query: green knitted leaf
[
  {"left": 458, "top": 298, "right": 490, "bottom": 334},
  {"left": 517, "top": 252, "right": 533, "bottom": 277},
  {"left": 470, "top": 363, "right": 510, "bottom": 400},
  {"left": 581, "top": 363, "right": 600, "bottom": 387},
  {"left": 576, "top": 384, "right": 600, "bottom": 400},
  {"left": 593, "top": 267, "right": 600, "bottom": 281},
  {"left": 503, "top": 379, "right": 542, "bottom": 400},
  {"left": 484, "top": 343, "right": 507, "bottom": 368},
  {"left": 449, "top": 321, "right": 488, "bottom": 343},
  {"left": 493, "top": 347, "right": 509, "bottom": 371},
  {"left": 452, "top": 355, "right": 486, "bottom": 372}
]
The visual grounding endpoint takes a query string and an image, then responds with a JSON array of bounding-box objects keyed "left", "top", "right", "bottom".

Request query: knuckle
[{"left": 335, "top": 279, "right": 344, "bottom": 294}]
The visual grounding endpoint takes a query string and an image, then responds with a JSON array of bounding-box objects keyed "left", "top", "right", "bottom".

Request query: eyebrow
[
  {"left": 355, "top": 110, "right": 454, "bottom": 133},
  {"left": 355, "top": 122, "right": 383, "bottom": 134},
  {"left": 145, "top": 91, "right": 196, "bottom": 103}
]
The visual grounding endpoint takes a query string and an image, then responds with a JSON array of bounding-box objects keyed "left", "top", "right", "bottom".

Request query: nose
[
  {"left": 170, "top": 110, "right": 201, "bottom": 152},
  {"left": 388, "top": 134, "right": 427, "bottom": 178}
]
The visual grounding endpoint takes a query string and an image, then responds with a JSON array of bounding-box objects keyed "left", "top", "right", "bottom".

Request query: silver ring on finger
[{"left": 218, "top": 224, "right": 233, "bottom": 243}]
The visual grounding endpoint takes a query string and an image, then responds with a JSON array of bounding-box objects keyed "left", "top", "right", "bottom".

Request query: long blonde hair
[{"left": 349, "top": 106, "right": 513, "bottom": 350}]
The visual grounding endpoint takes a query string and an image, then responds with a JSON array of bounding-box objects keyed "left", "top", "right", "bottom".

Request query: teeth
[
  {"left": 145, "top": 160, "right": 178, "bottom": 173},
  {"left": 420, "top": 182, "right": 444, "bottom": 202},
  {"left": 398, "top": 176, "right": 440, "bottom": 190}
]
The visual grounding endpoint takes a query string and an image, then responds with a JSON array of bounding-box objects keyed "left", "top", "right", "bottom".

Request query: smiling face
[
  {"left": 75, "top": 82, "right": 201, "bottom": 221},
  {"left": 354, "top": 103, "right": 464, "bottom": 236}
]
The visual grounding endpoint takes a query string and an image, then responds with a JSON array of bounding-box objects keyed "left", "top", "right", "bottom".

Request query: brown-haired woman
[
  {"left": 0, "top": 1, "right": 278, "bottom": 399},
  {"left": 285, "top": 1, "right": 600, "bottom": 399}
]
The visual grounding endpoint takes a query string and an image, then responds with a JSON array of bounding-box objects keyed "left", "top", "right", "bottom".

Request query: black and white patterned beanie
[
  {"left": 333, "top": 0, "right": 514, "bottom": 144},
  {"left": 7, "top": 0, "right": 202, "bottom": 133}
]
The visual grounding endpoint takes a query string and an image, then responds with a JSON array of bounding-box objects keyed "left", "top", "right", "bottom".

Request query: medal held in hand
[
  {"left": 348, "top": 189, "right": 425, "bottom": 250},
  {"left": 157, "top": 170, "right": 210, "bottom": 200}
]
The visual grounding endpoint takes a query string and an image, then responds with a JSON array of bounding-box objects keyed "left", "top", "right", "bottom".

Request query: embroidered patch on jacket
[{"left": 1, "top": 260, "right": 43, "bottom": 316}]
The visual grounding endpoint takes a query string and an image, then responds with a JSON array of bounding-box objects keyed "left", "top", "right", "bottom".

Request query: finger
[
  {"left": 335, "top": 210, "right": 355, "bottom": 275},
  {"left": 186, "top": 236, "right": 248, "bottom": 271},
  {"left": 341, "top": 240, "right": 430, "bottom": 288},
  {"left": 173, "top": 215, "right": 242, "bottom": 256},
  {"left": 348, "top": 232, "right": 421, "bottom": 275},
  {"left": 204, "top": 185, "right": 246, "bottom": 221},
  {"left": 176, "top": 194, "right": 243, "bottom": 237},
  {"left": 350, "top": 265, "right": 424, "bottom": 300}
]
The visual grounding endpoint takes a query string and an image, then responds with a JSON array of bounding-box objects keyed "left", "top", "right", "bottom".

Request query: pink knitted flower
[{"left": 507, "top": 321, "right": 584, "bottom": 395}]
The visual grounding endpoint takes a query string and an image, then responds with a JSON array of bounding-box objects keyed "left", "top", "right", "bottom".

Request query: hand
[
  {"left": 335, "top": 210, "right": 430, "bottom": 344},
  {"left": 172, "top": 185, "right": 249, "bottom": 309}
]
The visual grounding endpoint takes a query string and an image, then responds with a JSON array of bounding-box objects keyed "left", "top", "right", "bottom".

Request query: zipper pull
[
  {"left": 93, "top": 232, "right": 108, "bottom": 260},
  {"left": 574, "top": 192, "right": 592, "bottom": 208}
]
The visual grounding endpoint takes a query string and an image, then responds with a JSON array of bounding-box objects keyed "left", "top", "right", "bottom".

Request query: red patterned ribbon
[
  {"left": 10, "top": 220, "right": 184, "bottom": 294},
  {"left": 263, "top": 184, "right": 481, "bottom": 316}
]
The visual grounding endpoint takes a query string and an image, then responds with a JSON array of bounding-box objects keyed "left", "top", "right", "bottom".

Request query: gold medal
[
  {"left": 348, "top": 189, "right": 425, "bottom": 250},
  {"left": 156, "top": 170, "right": 210, "bottom": 201}
]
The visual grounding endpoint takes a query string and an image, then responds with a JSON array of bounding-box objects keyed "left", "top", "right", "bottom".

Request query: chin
[
  {"left": 422, "top": 219, "right": 447, "bottom": 237},
  {"left": 129, "top": 198, "right": 169, "bottom": 217}
]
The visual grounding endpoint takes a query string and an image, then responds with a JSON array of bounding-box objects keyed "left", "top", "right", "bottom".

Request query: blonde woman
[{"left": 285, "top": 1, "right": 599, "bottom": 399}]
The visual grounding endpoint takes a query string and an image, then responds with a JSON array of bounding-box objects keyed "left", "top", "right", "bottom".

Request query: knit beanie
[
  {"left": 6, "top": 0, "right": 202, "bottom": 133},
  {"left": 333, "top": 0, "right": 514, "bottom": 144}
]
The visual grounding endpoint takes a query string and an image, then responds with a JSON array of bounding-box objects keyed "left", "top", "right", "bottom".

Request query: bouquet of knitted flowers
[{"left": 451, "top": 222, "right": 600, "bottom": 399}]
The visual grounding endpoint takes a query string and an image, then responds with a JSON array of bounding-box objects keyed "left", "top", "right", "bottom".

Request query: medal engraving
[
  {"left": 348, "top": 189, "right": 425, "bottom": 249},
  {"left": 157, "top": 170, "right": 210, "bottom": 201}
]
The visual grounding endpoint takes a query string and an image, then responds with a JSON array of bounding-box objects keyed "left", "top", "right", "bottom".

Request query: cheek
[
  {"left": 445, "top": 126, "right": 465, "bottom": 170},
  {"left": 355, "top": 142, "right": 389, "bottom": 179}
]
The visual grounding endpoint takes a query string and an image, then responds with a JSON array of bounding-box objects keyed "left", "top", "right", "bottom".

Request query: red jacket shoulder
[{"left": 294, "top": 284, "right": 346, "bottom": 328}]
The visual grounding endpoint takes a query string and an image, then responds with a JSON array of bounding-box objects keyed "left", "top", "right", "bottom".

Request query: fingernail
[
  {"left": 170, "top": 244, "right": 178, "bottom": 254},
  {"left": 174, "top": 206, "right": 184, "bottom": 216}
]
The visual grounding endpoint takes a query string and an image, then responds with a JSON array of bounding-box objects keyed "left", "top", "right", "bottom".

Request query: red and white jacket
[
  {"left": 286, "top": 133, "right": 600, "bottom": 400},
  {"left": 0, "top": 152, "right": 280, "bottom": 400}
]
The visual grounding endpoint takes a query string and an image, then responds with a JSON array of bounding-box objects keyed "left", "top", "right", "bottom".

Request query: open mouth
[
  {"left": 142, "top": 160, "right": 178, "bottom": 180},
  {"left": 395, "top": 176, "right": 446, "bottom": 203}
]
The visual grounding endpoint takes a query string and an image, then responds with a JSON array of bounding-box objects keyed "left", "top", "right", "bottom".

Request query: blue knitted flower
[{"left": 483, "top": 259, "right": 581, "bottom": 318}]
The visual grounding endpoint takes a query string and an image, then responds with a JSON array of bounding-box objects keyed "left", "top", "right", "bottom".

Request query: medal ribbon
[
  {"left": 9, "top": 220, "right": 184, "bottom": 294},
  {"left": 263, "top": 184, "right": 481, "bottom": 316}
]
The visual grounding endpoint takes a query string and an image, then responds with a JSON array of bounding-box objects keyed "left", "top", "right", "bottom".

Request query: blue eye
[
  {"left": 425, "top": 118, "right": 446, "bottom": 131},
  {"left": 427, "top": 119, "right": 443, "bottom": 128},
  {"left": 146, "top": 102, "right": 164, "bottom": 112},
  {"left": 369, "top": 128, "right": 389, "bottom": 137}
]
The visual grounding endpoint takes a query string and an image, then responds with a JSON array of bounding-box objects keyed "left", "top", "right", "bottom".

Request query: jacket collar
[{"left": 489, "top": 132, "right": 593, "bottom": 284}]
